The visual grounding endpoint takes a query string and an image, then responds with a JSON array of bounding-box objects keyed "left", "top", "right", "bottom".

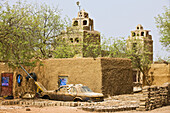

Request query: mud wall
[
  {"left": 0, "top": 58, "right": 133, "bottom": 97},
  {"left": 40, "top": 58, "right": 102, "bottom": 93},
  {"left": 0, "top": 63, "right": 39, "bottom": 97},
  {"left": 101, "top": 58, "right": 133, "bottom": 96},
  {"left": 149, "top": 63, "right": 170, "bottom": 86}
]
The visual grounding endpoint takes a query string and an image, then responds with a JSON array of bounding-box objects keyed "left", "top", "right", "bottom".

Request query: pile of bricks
[
  {"left": 1, "top": 99, "right": 20, "bottom": 105},
  {"left": 80, "top": 105, "right": 137, "bottom": 112},
  {"left": 137, "top": 83, "right": 170, "bottom": 111},
  {"left": 1, "top": 99, "right": 84, "bottom": 107},
  {"left": 162, "top": 82, "right": 170, "bottom": 105},
  {"left": 137, "top": 86, "right": 150, "bottom": 111}
]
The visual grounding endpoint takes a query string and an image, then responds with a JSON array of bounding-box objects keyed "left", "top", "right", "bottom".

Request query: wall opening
[
  {"left": 132, "top": 32, "right": 136, "bottom": 37},
  {"left": 83, "top": 20, "right": 87, "bottom": 25},
  {"left": 58, "top": 76, "right": 68, "bottom": 87},
  {"left": 70, "top": 38, "right": 73, "bottom": 43},
  {"left": 133, "top": 43, "right": 137, "bottom": 52},
  {"left": 75, "top": 37, "right": 79, "bottom": 43},
  {"left": 84, "top": 13, "right": 88, "bottom": 18},
  {"left": 141, "top": 32, "right": 144, "bottom": 36},
  {"left": 133, "top": 71, "right": 137, "bottom": 82},
  {"left": 73, "top": 21, "right": 78, "bottom": 26}
]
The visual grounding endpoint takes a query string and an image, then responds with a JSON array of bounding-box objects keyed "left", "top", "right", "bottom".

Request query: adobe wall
[
  {"left": 39, "top": 58, "right": 102, "bottom": 93},
  {"left": 101, "top": 58, "right": 133, "bottom": 96},
  {"left": 0, "top": 58, "right": 133, "bottom": 97},
  {"left": 149, "top": 63, "right": 170, "bottom": 86}
]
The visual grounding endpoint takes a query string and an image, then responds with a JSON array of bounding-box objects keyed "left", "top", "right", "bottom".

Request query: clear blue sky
[{"left": 8, "top": 0, "right": 170, "bottom": 61}]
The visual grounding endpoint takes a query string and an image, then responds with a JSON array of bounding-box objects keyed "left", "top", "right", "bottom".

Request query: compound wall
[
  {"left": 149, "top": 63, "right": 170, "bottom": 86},
  {"left": 0, "top": 58, "right": 133, "bottom": 97},
  {"left": 101, "top": 58, "right": 133, "bottom": 96}
]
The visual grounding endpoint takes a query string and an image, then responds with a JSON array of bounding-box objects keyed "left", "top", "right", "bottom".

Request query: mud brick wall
[
  {"left": 101, "top": 58, "right": 133, "bottom": 96},
  {"left": 11, "top": 69, "right": 37, "bottom": 97},
  {"left": 149, "top": 63, "right": 170, "bottom": 86},
  {"left": 40, "top": 58, "right": 102, "bottom": 93},
  {"left": 0, "top": 58, "right": 133, "bottom": 97},
  {"left": 0, "top": 63, "right": 40, "bottom": 97}
]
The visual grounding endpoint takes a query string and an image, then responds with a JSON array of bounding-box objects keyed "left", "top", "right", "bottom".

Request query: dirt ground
[{"left": 0, "top": 105, "right": 170, "bottom": 113}]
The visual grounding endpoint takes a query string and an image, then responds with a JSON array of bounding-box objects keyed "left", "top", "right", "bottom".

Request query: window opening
[
  {"left": 132, "top": 32, "right": 136, "bottom": 37},
  {"left": 58, "top": 76, "right": 68, "bottom": 87},
  {"left": 83, "top": 20, "right": 87, "bottom": 25},
  {"left": 133, "top": 43, "right": 137, "bottom": 52},
  {"left": 141, "top": 32, "right": 144, "bottom": 36},
  {"left": 73, "top": 21, "right": 78, "bottom": 26},
  {"left": 75, "top": 37, "right": 79, "bottom": 43},
  {"left": 84, "top": 13, "right": 88, "bottom": 18},
  {"left": 70, "top": 38, "right": 73, "bottom": 43}
]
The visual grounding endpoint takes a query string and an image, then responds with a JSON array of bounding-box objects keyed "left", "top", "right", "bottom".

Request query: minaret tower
[
  {"left": 60, "top": 9, "right": 100, "bottom": 57},
  {"left": 72, "top": 9, "right": 94, "bottom": 31},
  {"left": 127, "top": 24, "right": 153, "bottom": 61}
]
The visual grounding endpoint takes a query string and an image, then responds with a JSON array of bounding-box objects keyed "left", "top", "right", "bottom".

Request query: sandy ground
[{"left": 0, "top": 105, "right": 170, "bottom": 113}]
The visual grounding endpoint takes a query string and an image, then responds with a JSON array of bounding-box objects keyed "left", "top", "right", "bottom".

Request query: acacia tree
[
  {"left": 101, "top": 37, "right": 127, "bottom": 58},
  {"left": 155, "top": 7, "right": 170, "bottom": 52},
  {"left": 82, "top": 33, "right": 101, "bottom": 58},
  {"left": 0, "top": 1, "right": 37, "bottom": 67},
  {"left": 101, "top": 37, "right": 152, "bottom": 85},
  {"left": 0, "top": 1, "right": 72, "bottom": 67},
  {"left": 127, "top": 38, "right": 152, "bottom": 86}
]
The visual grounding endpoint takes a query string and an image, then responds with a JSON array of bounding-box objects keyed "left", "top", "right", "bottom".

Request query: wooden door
[{"left": 1, "top": 73, "right": 13, "bottom": 96}]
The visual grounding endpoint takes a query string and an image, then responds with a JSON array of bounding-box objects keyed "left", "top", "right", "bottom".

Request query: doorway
[{"left": 1, "top": 73, "right": 13, "bottom": 97}]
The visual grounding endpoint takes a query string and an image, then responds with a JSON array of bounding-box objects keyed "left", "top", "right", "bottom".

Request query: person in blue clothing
[
  {"left": 3, "top": 77, "right": 8, "bottom": 83},
  {"left": 2, "top": 77, "right": 9, "bottom": 86},
  {"left": 16, "top": 74, "right": 23, "bottom": 86},
  {"left": 60, "top": 78, "right": 66, "bottom": 86}
]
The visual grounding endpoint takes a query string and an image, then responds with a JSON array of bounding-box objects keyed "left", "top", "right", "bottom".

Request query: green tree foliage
[
  {"left": 155, "top": 7, "right": 170, "bottom": 51},
  {"left": 101, "top": 37, "right": 127, "bottom": 58},
  {"left": 127, "top": 38, "right": 152, "bottom": 85},
  {"left": 101, "top": 37, "right": 152, "bottom": 85},
  {"left": 83, "top": 33, "right": 101, "bottom": 58},
  {"left": 0, "top": 1, "right": 70, "bottom": 67}
]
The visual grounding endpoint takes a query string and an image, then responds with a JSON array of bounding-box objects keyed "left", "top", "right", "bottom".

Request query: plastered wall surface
[
  {"left": 41, "top": 58, "right": 102, "bottom": 92},
  {"left": 0, "top": 58, "right": 133, "bottom": 97},
  {"left": 101, "top": 58, "right": 133, "bottom": 96},
  {"left": 149, "top": 63, "right": 170, "bottom": 86}
]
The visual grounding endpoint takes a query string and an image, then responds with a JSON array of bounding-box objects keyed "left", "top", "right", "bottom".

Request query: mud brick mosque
[{"left": 0, "top": 9, "right": 169, "bottom": 98}]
